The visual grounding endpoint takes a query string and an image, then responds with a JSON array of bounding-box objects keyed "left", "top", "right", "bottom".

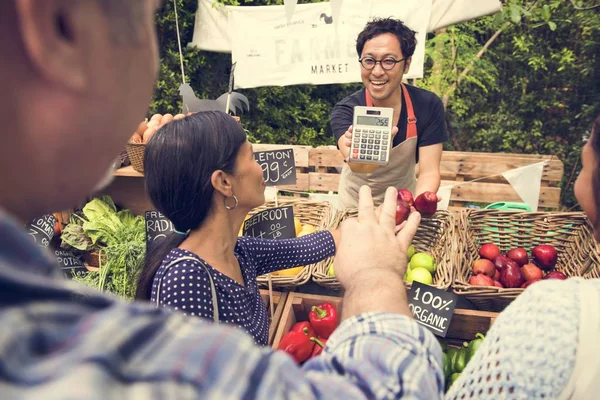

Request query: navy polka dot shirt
[{"left": 150, "top": 230, "right": 335, "bottom": 346}]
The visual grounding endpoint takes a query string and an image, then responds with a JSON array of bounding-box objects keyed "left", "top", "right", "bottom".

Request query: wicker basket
[
  {"left": 255, "top": 199, "right": 335, "bottom": 289},
  {"left": 453, "top": 209, "right": 600, "bottom": 312},
  {"left": 125, "top": 142, "right": 146, "bottom": 173},
  {"left": 312, "top": 209, "right": 456, "bottom": 291}
]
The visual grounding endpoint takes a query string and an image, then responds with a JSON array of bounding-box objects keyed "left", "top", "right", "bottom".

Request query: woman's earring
[{"left": 224, "top": 195, "right": 239, "bottom": 210}]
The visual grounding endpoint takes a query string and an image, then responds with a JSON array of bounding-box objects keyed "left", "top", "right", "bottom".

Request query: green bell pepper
[
  {"left": 452, "top": 342, "right": 469, "bottom": 373},
  {"left": 467, "top": 333, "right": 485, "bottom": 363},
  {"left": 446, "top": 347, "right": 458, "bottom": 373}
]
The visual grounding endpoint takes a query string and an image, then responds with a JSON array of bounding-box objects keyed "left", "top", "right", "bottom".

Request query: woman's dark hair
[
  {"left": 135, "top": 111, "right": 247, "bottom": 300},
  {"left": 590, "top": 112, "right": 600, "bottom": 228},
  {"left": 356, "top": 18, "right": 417, "bottom": 58}
]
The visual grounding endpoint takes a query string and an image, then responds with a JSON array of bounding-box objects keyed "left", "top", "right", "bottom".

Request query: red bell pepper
[
  {"left": 277, "top": 327, "right": 315, "bottom": 363},
  {"left": 290, "top": 321, "right": 316, "bottom": 339},
  {"left": 311, "top": 337, "right": 327, "bottom": 357},
  {"left": 308, "top": 303, "right": 338, "bottom": 339}
]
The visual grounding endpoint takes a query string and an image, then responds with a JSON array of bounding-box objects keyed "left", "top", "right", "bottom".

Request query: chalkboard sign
[
  {"left": 253, "top": 149, "right": 296, "bottom": 186},
  {"left": 242, "top": 206, "right": 295, "bottom": 239},
  {"left": 145, "top": 211, "right": 176, "bottom": 252},
  {"left": 54, "top": 248, "right": 87, "bottom": 278},
  {"left": 407, "top": 281, "right": 458, "bottom": 337},
  {"left": 26, "top": 214, "right": 56, "bottom": 249}
]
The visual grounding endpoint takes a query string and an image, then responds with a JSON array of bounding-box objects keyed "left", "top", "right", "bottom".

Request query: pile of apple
[
  {"left": 396, "top": 189, "right": 438, "bottom": 224},
  {"left": 469, "top": 243, "right": 566, "bottom": 289}
]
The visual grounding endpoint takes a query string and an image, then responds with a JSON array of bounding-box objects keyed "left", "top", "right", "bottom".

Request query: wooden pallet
[{"left": 108, "top": 145, "right": 564, "bottom": 214}]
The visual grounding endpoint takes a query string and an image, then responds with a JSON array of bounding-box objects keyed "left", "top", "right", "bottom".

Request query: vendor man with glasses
[{"left": 331, "top": 18, "right": 447, "bottom": 208}]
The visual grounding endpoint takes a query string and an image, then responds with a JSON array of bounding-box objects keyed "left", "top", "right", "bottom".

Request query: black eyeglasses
[{"left": 359, "top": 56, "right": 406, "bottom": 71}]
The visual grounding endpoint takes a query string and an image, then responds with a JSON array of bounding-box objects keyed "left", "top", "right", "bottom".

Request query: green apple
[
  {"left": 407, "top": 244, "right": 416, "bottom": 260},
  {"left": 407, "top": 267, "right": 433, "bottom": 285},
  {"left": 411, "top": 252, "right": 436, "bottom": 273}
]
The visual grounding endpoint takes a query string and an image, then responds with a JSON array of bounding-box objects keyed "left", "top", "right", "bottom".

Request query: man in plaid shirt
[{"left": 0, "top": 1, "right": 443, "bottom": 399}]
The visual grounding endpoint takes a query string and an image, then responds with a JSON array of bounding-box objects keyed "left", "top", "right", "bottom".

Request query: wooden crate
[
  {"left": 108, "top": 146, "right": 564, "bottom": 215},
  {"left": 259, "top": 289, "right": 289, "bottom": 346},
  {"left": 273, "top": 292, "right": 498, "bottom": 349},
  {"left": 272, "top": 292, "right": 342, "bottom": 349},
  {"left": 307, "top": 148, "right": 563, "bottom": 210}
]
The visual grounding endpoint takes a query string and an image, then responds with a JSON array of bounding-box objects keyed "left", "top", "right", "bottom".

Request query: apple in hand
[
  {"left": 480, "top": 244, "right": 501, "bottom": 261},
  {"left": 543, "top": 271, "right": 567, "bottom": 280},
  {"left": 532, "top": 245, "right": 558, "bottom": 270},
  {"left": 500, "top": 262, "right": 524, "bottom": 288},
  {"left": 469, "top": 273, "right": 495, "bottom": 287},
  {"left": 472, "top": 259, "right": 495, "bottom": 278},
  {"left": 414, "top": 191, "right": 438, "bottom": 218},
  {"left": 521, "top": 263, "right": 543, "bottom": 282},
  {"left": 397, "top": 189, "right": 414, "bottom": 208},
  {"left": 396, "top": 199, "right": 410, "bottom": 225},
  {"left": 506, "top": 248, "right": 528, "bottom": 266}
]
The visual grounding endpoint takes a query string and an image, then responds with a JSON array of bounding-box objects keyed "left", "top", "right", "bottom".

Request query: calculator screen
[{"left": 356, "top": 115, "right": 389, "bottom": 127}]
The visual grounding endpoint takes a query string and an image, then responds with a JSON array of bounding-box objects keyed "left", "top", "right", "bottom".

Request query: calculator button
[
  {"left": 360, "top": 155, "right": 366, "bottom": 160},
  {"left": 367, "top": 145, "right": 373, "bottom": 150},
  {"left": 369, "top": 134, "right": 375, "bottom": 138},
  {"left": 367, "top": 140, "right": 373, "bottom": 145},
  {"left": 361, "top": 144, "right": 367, "bottom": 149},
  {"left": 383, "top": 140, "right": 388, "bottom": 145},
  {"left": 367, "top": 150, "right": 373, "bottom": 155},
  {"left": 380, "top": 154, "right": 387, "bottom": 161},
  {"left": 354, "top": 128, "right": 362, "bottom": 132},
  {"left": 367, "top": 155, "right": 373, "bottom": 160},
  {"left": 369, "top": 129, "right": 375, "bottom": 133},
  {"left": 375, "top": 140, "right": 381, "bottom": 145},
  {"left": 376, "top": 130, "right": 382, "bottom": 134}
]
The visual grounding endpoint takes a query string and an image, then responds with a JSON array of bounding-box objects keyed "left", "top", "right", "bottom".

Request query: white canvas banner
[
  {"left": 436, "top": 186, "right": 453, "bottom": 211},
  {"left": 228, "top": 0, "right": 429, "bottom": 88},
  {"left": 191, "top": 0, "right": 501, "bottom": 54},
  {"left": 428, "top": 0, "right": 501, "bottom": 31},
  {"left": 501, "top": 162, "right": 545, "bottom": 212},
  {"left": 283, "top": 0, "right": 298, "bottom": 23},
  {"left": 329, "top": 0, "right": 344, "bottom": 31}
]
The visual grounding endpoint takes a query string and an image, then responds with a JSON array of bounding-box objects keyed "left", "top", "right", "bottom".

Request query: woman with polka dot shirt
[{"left": 135, "top": 111, "right": 340, "bottom": 346}]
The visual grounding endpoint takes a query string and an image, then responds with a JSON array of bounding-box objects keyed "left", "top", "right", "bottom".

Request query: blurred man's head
[{"left": 0, "top": 0, "right": 160, "bottom": 221}]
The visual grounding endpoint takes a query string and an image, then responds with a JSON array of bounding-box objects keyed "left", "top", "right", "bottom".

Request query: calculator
[{"left": 349, "top": 106, "right": 394, "bottom": 166}]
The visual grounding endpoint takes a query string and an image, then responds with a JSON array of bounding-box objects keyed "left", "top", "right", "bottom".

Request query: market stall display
[
  {"left": 453, "top": 209, "right": 600, "bottom": 311},
  {"left": 312, "top": 208, "right": 455, "bottom": 291}
]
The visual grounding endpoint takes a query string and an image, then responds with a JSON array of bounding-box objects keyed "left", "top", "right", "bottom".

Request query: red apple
[
  {"left": 395, "top": 200, "right": 410, "bottom": 225},
  {"left": 543, "top": 271, "right": 567, "bottom": 280},
  {"left": 521, "top": 263, "right": 543, "bottom": 282},
  {"left": 500, "top": 262, "right": 524, "bottom": 288},
  {"left": 493, "top": 280, "right": 504, "bottom": 288},
  {"left": 532, "top": 245, "right": 558, "bottom": 270},
  {"left": 506, "top": 247, "right": 528, "bottom": 266},
  {"left": 521, "top": 278, "right": 542, "bottom": 289},
  {"left": 480, "top": 244, "right": 501, "bottom": 261},
  {"left": 469, "top": 274, "right": 495, "bottom": 287},
  {"left": 472, "top": 259, "right": 495, "bottom": 278},
  {"left": 414, "top": 191, "right": 438, "bottom": 218},
  {"left": 493, "top": 269, "right": 500, "bottom": 281},
  {"left": 493, "top": 255, "right": 511, "bottom": 271},
  {"left": 397, "top": 189, "right": 414, "bottom": 208}
]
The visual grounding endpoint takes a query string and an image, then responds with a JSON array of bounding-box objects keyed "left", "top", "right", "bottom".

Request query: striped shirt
[{"left": 0, "top": 211, "right": 444, "bottom": 399}]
